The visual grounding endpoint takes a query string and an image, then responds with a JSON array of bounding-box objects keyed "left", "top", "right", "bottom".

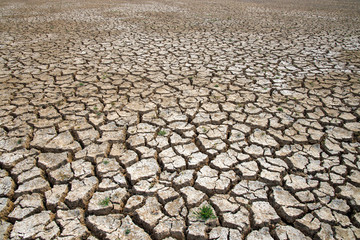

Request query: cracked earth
[{"left": 0, "top": 0, "right": 360, "bottom": 239}]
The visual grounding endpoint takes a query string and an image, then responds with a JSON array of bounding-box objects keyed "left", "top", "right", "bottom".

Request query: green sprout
[
  {"left": 99, "top": 197, "right": 110, "bottom": 206},
  {"left": 236, "top": 103, "right": 243, "bottom": 109},
  {"left": 78, "top": 83, "right": 84, "bottom": 86},
  {"left": 125, "top": 228, "right": 131, "bottom": 235},
  {"left": 214, "top": 84, "right": 219, "bottom": 87},
  {"left": 103, "top": 160, "right": 109, "bottom": 165},
  {"left": 193, "top": 205, "right": 216, "bottom": 221},
  {"left": 158, "top": 130, "right": 167, "bottom": 136},
  {"left": 17, "top": 139, "right": 22, "bottom": 144},
  {"left": 59, "top": 172, "right": 71, "bottom": 180},
  {"left": 277, "top": 107, "right": 283, "bottom": 112},
  {"left": 149, "top": 182, "right": 155, "bottom": 189}
]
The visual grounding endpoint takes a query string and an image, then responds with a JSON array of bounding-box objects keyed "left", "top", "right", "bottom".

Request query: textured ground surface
[{"left": 1, "top": 0, "right": 360, "bottom": 239}]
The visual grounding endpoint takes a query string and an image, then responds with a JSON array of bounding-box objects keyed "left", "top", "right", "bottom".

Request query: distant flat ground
[{"left": 0, "top": 0, "right": 360, "bottom": 239}]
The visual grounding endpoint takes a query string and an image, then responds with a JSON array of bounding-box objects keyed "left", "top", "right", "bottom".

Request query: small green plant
[
  {"left": 202, "top": 127, "right": 208, "bottom": 133},
  {"left": 17, "top": 139, "right": 22, "bottom": 144},
  {"left": 149, "top": 182, "right": 156, "bottom": 189},
  {"left": 78, "top": 83, "right": 84, "bottom": 86},
  {"left": 99, "top": 197, "right": 110, "bottom": 206},
  {"left": 214, "top": 84, "right": 219, "bottom": 87},
  {"left": 188, "top": 76, "right": 193, "bottom": 80},
  {"left": 59, "top": 172, "right": 70, "bottom": 180},
  {"left": 96, "top": 112, "right": 102, "bottom": 116},
  {"left": 125, "top": 229, "right": 131, "bottom": 235},
  {"left": 158, "top": 130, "right": 166, "bottom": 136},
  {"left": 277, "top": 107, "right": 283, "bottom": 112},
  {"left": 103, "top": 160, "right": 109, "bottom": 165},
  {"left": 193, "top": 205, "right": 216, "bottom": 221},
  {"left": 93, "top": 106, "right": 98, "bottom": 111}
]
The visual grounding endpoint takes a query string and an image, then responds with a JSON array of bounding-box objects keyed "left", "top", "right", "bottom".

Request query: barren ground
[{"left": 0, "top": 0, "right": 360, "bottom": 239}]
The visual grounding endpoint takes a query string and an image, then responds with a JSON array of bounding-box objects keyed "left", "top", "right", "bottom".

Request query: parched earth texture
[{"left": 0, "top": 0, "right": 360, "bottom": 239}]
